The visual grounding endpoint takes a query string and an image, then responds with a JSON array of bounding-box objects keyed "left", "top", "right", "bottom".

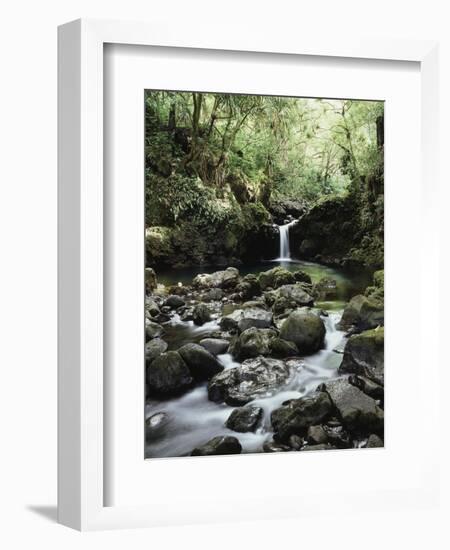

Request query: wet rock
[
  {"left": 199, "top": 338, "right": 229, "bottom": 356},
  {"left": 145, "top": 297, "right": 160, "bottom": 318},
  {"left": 263, "top": 440, "right": 291, "bottom": 453},
  {"left": 203, "top": 288, "right": 224, "bottom": 302},
  {"left": 145, "top": 319, "right": 164, "bottom": 341},
  {"left": 237, "top": 307, "right": 273, "bottom": 332},
  {"left": 279, "top": 310, "right": 326, "bottom": 354},
  {"left": 235, "top": 273, "right": 261, "bottom": 299},
  {"left": 288, "top": 434, "right": 304, "bottom": 450},
  {"left": 208, "top": 356, "right": 291, "bottom": 406},
  {"left": 193, "top": 267, "right": 240, "bottom": 290},
  {"left": 177, "top": 343, "right": 223, "bottom": 380},
  {"left": 307, "top": 425, "right": 328, "bottom": 445},
  {"left": 226, "top": 406, "right": 263, "bottom": 433},
  {"left": 145, "top": 411, "right": 170, "bottom": 442},
  {"left": 313, "top": 277, "right": 338, "bottom": 301},
  {"left": 231, "top": 327, "right": 277, "bottom": 360},
  {"left": 366, "top": 434, "right": 384, "bottom": 448},
  {"left": 192, "top": 303, "right": 212, "bottom": 326},
  {"left": 145, "top": 267, "right": 158, "bottom": 292},
  {"left": 258, "top": 266, "right": 296, "bottom": 290},
  {"left": 269, "top": 337, "right": 299, "bottom": 358},
  {"left": 323, "top": 424, "right": 351, "bottom": 448},
  {"left": 164, "top": 295, "right": 186, "bottom": 309},
  {"left": 220, "top": 309, "right": 244, "bottom": 331},
  {"left": 321, "top": 378, "right": 384, "bottom": 435},
  {"left": 271, "top": 392, "right": 333, "bottom": 443},
  {"left": 337, "top": 295, "right": 384, "bottom": 332},
  {"left": 191, "top": 435, "right": 242, "bottom": 456},
  {"left": 339, "top": 327, "right": 384, "bottom": 385},
  {"left": 146, "top": 351, "right": 193, "bottom": 396},
  {"left": 276, "top": 284, "right": 314, "bottom": 307},
  {"left": 145, "top": 338, "right": 168, "bottom": 364},
  {"left": 349, "top": 374, "right": 384, "bottom": 401}
]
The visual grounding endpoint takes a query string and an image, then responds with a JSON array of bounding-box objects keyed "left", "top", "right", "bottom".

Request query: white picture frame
[{"left": 58, "top": 18, "right": 440, "bottom": 531}]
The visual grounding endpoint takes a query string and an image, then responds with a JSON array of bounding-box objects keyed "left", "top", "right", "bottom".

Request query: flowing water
[
  {"left": 146, "top": 257, "right": 370, "bottom": 458},
  {"left": 276, "top": 220, "right": 297, "bottom": 261}
]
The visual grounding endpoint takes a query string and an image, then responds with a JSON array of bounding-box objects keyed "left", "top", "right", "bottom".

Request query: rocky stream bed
[{"left": 145, "top": 261, "right": 384, "bottom": 458}]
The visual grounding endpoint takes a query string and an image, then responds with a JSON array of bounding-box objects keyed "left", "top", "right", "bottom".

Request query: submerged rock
[
  {"left": 177, "top": 343, "right": 223, "bottom": 380},
  {"left": 146, "top": 351, "right": 193, "bottom": 396},
  {"left": 145, "top": 338, "right": 168, "bottom": 364},
  {"left": 208, "top": 356, "right": 291, "bottom": 406},
  {"left": 192, "top": 303, "right": 212, "bottom": 326},
  {"left": 271, "top": 391, "right": 333, "bottom": 443},
  {"left": 199, "top": 338, "right": 229, "bottom": 356},
  {"left": 339, "top": 327, "right": 384, "bottom": 385},
  {"left": 226, "top": 406, "right": 263, "bottom": 433},
  {"left": 191, "top": 435, "right": 242, "bottom": 456},
  {"left": 231, "top": 327, "right": 277, "bottom": 360},
  {"left": 321, "top": 377, "right": 384, "bottom": 435},
  {"left": 279, "top": 310, "right": 326, "bottom": 354}
]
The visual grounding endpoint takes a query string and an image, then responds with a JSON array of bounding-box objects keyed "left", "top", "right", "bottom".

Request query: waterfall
[{"left": 277, "top": 220, "right": 296, "bottom": 261}]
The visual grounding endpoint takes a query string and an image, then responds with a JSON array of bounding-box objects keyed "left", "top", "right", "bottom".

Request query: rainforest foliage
[{"left": 145, "top": 91, "right": 384, "bottom": 269}]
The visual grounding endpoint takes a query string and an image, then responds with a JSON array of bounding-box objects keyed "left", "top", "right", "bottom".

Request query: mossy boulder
[
  {"left": 338, "top": 294, "right": 384, "bottom": 332},
  {"left": 146, "top": 351, "right": 193, "bottom": 397},
  {"left": 258, "top": 266, "right": 296, "bottom": 290},
  {"left": 339, "top": 327, "right": 384, "bottom": 385},
  {"left": 231, "top": 327, "right": 277, "bottom": 360},
  {"left": 279, "top": 310, "right": 326, "bottom": 355}
]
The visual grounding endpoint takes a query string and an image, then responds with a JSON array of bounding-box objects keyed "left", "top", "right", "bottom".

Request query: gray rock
[
  {"left": 258, "top": 267, "right": 296, "bottom": 290},
  {"left": 337, "top": 295, "right": 384, "bottom": 332},
  {"left": 199, "top": 338, "right": 229, "bottom": 356},
  {"left": 193, "top": 267, "right": 240, "bottom": 290},
  {"left": 339, "top": 327, "right": 384, "bottom": 385},
  {"left": 263, "top": 440, "right": 291, "bottom": 453},
  {"left": 307, "top": 425, "right": 328, "bottom": 445},
  {"left": 203, "top": 288, "right": 224, "bottom": 302},
  {"left": 145, "top": 411, "right": 170, "bottom": 442},
  {"left": 145, "top": 297, "right": 160, "bottom": 318},
  {"left": 145, "top": 338, "right": 168, "bottom": 363},
  {"left": 220, "top": 309, "right": 244, "bottom": 331},
  {"left": 146, "top": 351, "right": 193, "bottom": 396},
  {"left": 277, "top": 284, "right": 315, "bottom": 307},
  {"left": 366, "top": 434, "right": 384, "bottom": 448},
  {"left": 349, "top": 374, "right": 384, "bottom": 401},
  {"left": 191, "top": 436, "right": 242, "bottom": 456},
  {"left": 164, "top": 295, "right": 186, "bottom": 309},
  {"left": 271, "top": 391, "right": 333, "bottom": 443},
  {"left": 145, "top": 267, "right": 157, "bottom": 292},
  {"left": 269, "top": 337, "right": 299, "bottom": 358},
  {"left": 145, "top": 319, "right": 164, "bottom": 341},
  {"left": 192, "top": 303, "right": 212, "bottom": 326},
  {"left": 226, "top": 406, "right": 263, "bottom": 433},
  {"left": 321, "top": 377, "right": 384, "bottom": 435},
  {"left": 231, "top": 327, "right": 277, "bottom": 360},
  {"left": 279, "top": 310, "right": 326, "bottom": 354},
  {"left": 313, "top": 277, "right": 338, "bottom": 301},
  {"left": 237, "top": 307, "right": 273, "bottom": 332},
  {"left": 300, "top": 444, "right": 336, "bottom": 452},
  {"left": 293, "top": 270, "right": 312, "bottom": 284},
  {"left": 208, "top": 356, "right": 292, "bottom": 406},
  {"left": 177, "top": 343, "right": 223, "bottom": 380}
]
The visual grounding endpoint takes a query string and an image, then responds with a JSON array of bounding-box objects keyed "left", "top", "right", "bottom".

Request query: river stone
[
  {"left": 235, "top": 273, "right": 261, "bottom": 299},
  {"left": 366, "top": 434, "right": 384, "bottom": 448},
  {"left": 269, "top": 337, "right": 299, "bottom": 358},
  {"left": 145, "top": 411, "right": 171, "bottom": 442},
  {"left": 164, "top": 294, "right": 186, "bottom": 309},
  {"left": 220, "top": 309, "right": 244, "bottom": 331},
  {"left": 276, "top": 284, "right": 315, "bottom": 307},
  {"left": 145, "top": 297, "right": 160, "bottom": 318},
  {"left": 208, "top": 356, "right": 292, "bottom": 406},
  {"left": 146, "top": 351, "right": 193, "bottom": 396},
  {"left": 300, "top": 444, "right": 336, "bottom": 452},
  {"left": 271, "top": 391, "right": 333, "bottom": 443},
  {"left": 192, "top": 303, "right": 212, "bottom": 326},
  {"left": 145, "top": 338, "right": 168, "bottom": 364},
  {"left": 226, "top": 406, "right": 263, "bottom": 433},
  {"left": 145, "top": 267, "right": 158, "bottom": 292},
  {"left": 193, "top": 267, "right": 240, "bottom": 290},
  {"left": 231, "top": 327, "right": 277, "bottom": 361},
  {"left": 203, "top": 288, "right": 224, "bottom": 302},
  {"left": 323, "top": 424, "right": 351, "bottom": 449},
  {"left": 321, "top": 377, "right": 384, "bottom": 435},
  {"left": 293, "top": 270, "right": 312, "bottom": 284},
  {"left": 177, "top": 343, "right": 223, "bottom": 380},
  {"left": 337, "top": 295, "right": 384, "bottom": 332},
  {"left": 258, "top": 266, "right": 296, "bottom": 290},
  {"left": 145, "top": 319, "right": 164, "bottom": 341},
  {"left": 349, "top": 374, "right": 384, "bottom": 401},
  {"left": 263, "top": 440, "right": 291, "bottom": 453},
  {"left": 339, "top": 327, "right": 384, "bottom": 385},
  {"left": 279, "top": 310, "right": 326, "bottom": 354},
  {"left": 191, "top": 435, "right": 242, "bottom": 456},
  {"left": 237, "top": 307, "right": 273, "bottom": 332},
  {"left": 307, "top": 425, "right": 328, "bottom": 445},
  {"left": 199, "top": 338, "right": 229, "bottom": 356}
]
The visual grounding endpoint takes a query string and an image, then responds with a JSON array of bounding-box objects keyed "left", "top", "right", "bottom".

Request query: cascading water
[{"left": 277, "top": 220, "right": 297, "bottom": 261}]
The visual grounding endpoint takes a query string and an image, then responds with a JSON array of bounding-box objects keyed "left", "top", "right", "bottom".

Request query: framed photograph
[{"left": 58, "top": 19, "right": 440, "bottom": 530}]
